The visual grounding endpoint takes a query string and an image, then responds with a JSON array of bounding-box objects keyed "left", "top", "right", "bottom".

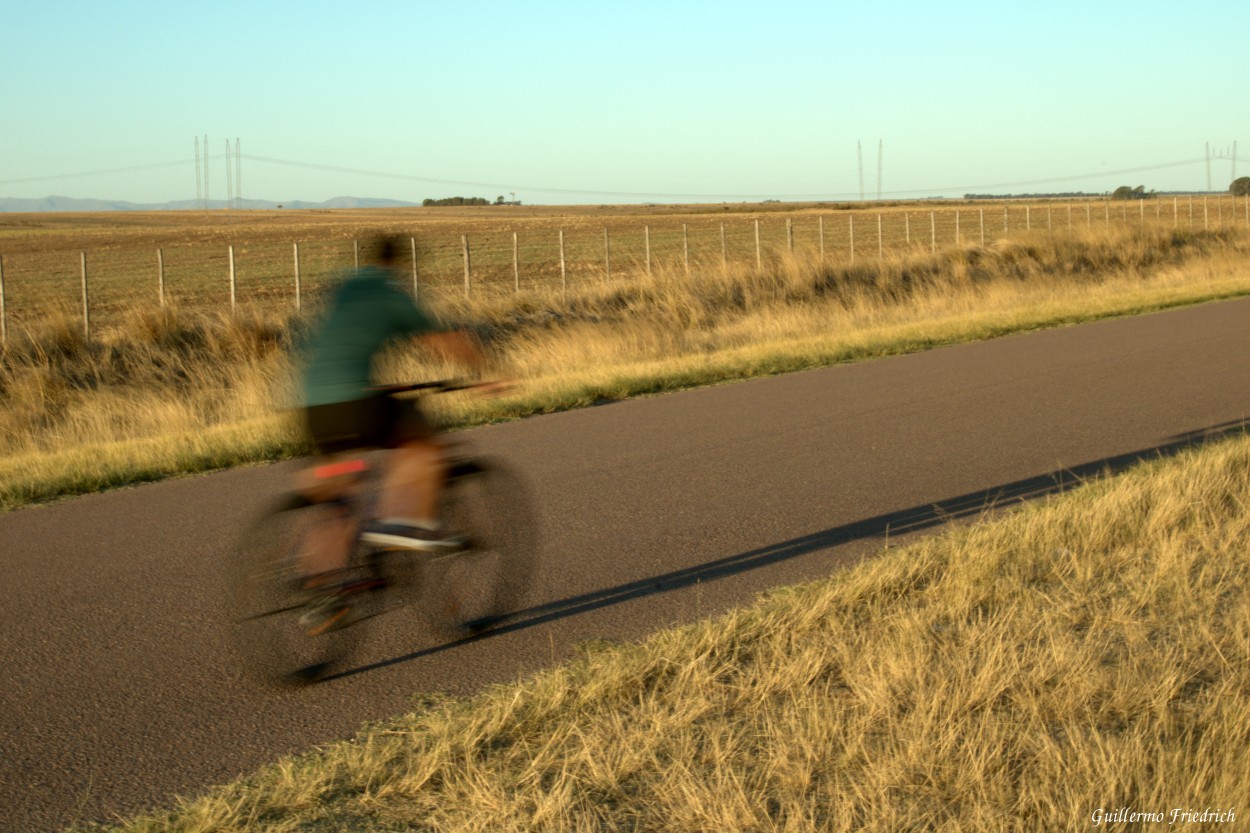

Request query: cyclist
[{"left": 297, "top": 234, "right": 499, "bottom": 588}]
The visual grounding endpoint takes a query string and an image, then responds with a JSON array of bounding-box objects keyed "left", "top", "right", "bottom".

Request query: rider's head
[{"left": 373, "top": 234, "right": 405, "bottom": 266}]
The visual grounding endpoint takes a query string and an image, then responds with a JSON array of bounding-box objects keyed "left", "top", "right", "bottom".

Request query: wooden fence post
[
  {"left": 0, "top": 254, "right": 7, "bottom": 348},
  {"left": 603, "top": 228, "right": 611, "bottom": 281},
  {"left": 354, "top": 239, "right": 359, "bottom": 269},
  {"left": 513, "top": 232, "right": 520, "bottom": 292},
  {"left": 904, "top": 213, "right": 909, "bottom": 246},
  {"left": 1004, "top": 205, "right": 1008, "bottom": 232},
  {"left": 754, "top": 219, "right": 761, "bottom": 269},
  {"left": 1026, "top": 205, "right": 1031, "bottom": 231},
  {"left": 820, "top": 216, "right": 827, "bottom": 256},
  {"left": 786, "top": 218, "right": 794, "bottom": 252},
  {"left": 683, "top": 224, "right": 690, "bottom": 275},
  {"left": 462, "top": 235, "right": 471, "bottom": 297},
  {"left": 644, "top": 226, "right": 651, "bottom": 276},
  {"left": 721, "top": 224, "right": 728, "bottom": 267},
  {"left": 849, "top": 215, "right": 855, "bottom": 263},
  {"left": 980, "top": 209, "right": 985, "bottom": 244},
  {"left": 294, "top": 242, "right": 302, "bottom": 311},
  {"left": 157, "top": 248, "right": 165, "bottom": 307},
  {"left": 955, "top": 210, "right": 960, "bottom": 244},
  {"left": 81, "top": 251, "right": 90, "bottom": 338},
  {"left": 930, "top": 211, "right": 935, "bottom": 253},
  {"left": 559, "top": 230, "right": 566, "bottom": 296},
  {"left": 229, "top": 244, "right": 236, "bottom": 314},
  {"left": 877, "top": 214, "right": 882, "bottom": 257},
  {"left": 411, "top": 237, "right": 419, "bottom": 299}
]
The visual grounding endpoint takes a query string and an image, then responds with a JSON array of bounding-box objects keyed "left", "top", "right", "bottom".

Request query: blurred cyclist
[{"left": 297, "top": 234, "right": 498, "bottom": 585}]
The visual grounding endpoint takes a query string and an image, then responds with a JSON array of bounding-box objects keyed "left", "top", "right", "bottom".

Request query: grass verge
[{"left": 90, "top": 416, "right": 1250, "bottom": 831}]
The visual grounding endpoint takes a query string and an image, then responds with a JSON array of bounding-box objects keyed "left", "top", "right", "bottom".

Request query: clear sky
[{"left": 3, "top": 0, "right": 1247, "bottom": 205}]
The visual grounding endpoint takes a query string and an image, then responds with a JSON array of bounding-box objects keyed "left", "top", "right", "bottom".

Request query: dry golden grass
[
  {"left": 93, "top": 412, "right": 1250, "bottom": 832},
  {"left": 3, "top": 223, "right": 1250, "bottom": 509}
]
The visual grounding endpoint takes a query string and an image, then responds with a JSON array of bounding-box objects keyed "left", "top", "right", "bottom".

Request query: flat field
[{"left": 3, "top": 197, "right": 1242, "bottom": 335}]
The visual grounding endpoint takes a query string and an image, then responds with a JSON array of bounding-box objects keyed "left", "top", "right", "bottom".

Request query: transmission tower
[
  {"left": 204, "top": 134, "right": 210, "bottom": 208},
  {"left": 235, "top": 138, "right": 242, "bottom": 209},
  {"left": 857, "top": 141, "right": 864, "bottom": 201},
  {"left": 194, "top": 137, "right": 202, "bottom": 209},
  {"left": 224, "top": 140, "right": 234, "bottom": 210},
  {"left": 876, "top": 139, "right": 883, "bottom": 200},
  {"left": 1206, "top": 142, "right": 1212, "bottom": 193}
]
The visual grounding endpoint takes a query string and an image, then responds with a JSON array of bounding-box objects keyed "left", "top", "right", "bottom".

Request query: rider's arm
[{"left": 418, "top": 330, "right": 491, "bottom": 375}]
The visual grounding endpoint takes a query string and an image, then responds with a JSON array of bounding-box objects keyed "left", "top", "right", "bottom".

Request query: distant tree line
[
  {"left": 1111, "top": 185, "right": 1155, "bottom": 200},
  {"left": 1232, "top": 177, "right": 1250, "bottom": 197},
  {"left": 422, "top": 196, "right": 492, "bottom": 206}
]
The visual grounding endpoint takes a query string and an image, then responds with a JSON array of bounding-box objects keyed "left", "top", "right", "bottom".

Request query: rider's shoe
[{"left": 361, "top": 519, "right": 468, "bottom": 551}]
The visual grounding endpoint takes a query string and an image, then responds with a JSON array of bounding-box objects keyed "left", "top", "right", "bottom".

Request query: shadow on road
[{"left": 332, "top": 417, "right": 1250, "bottom": 680}]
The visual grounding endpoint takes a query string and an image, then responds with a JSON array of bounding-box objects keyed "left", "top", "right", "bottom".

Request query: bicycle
[{"left": 229, "top": 380, "right": 538, "bottom": 685}]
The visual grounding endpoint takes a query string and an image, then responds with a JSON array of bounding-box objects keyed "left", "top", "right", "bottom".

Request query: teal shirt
[{"left": 301, "top": 267, "right": 439, "bottom": 407}]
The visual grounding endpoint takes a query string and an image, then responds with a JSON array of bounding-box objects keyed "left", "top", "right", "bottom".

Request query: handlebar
[{"left": 368, "top": 379, "right": 493, "bottom": 395}]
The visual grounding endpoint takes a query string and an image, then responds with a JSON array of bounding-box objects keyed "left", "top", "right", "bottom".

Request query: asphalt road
[{"left": 3, "top": 298, "right": 1250, "bottom": 832}]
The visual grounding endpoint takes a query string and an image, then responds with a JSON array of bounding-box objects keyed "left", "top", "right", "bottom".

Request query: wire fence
[{"left": 1, "top": 195, "right": 1247, "bottom": 344}]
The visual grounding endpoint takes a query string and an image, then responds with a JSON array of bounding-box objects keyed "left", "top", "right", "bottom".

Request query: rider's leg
[{"left": 375, "top": 437, "right": 447, "bottom": 525}]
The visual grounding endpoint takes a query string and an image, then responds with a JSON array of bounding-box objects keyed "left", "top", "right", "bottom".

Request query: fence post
[
  {"left": 354, "top": 239, "right": 359, "bottom": 270},
  {"left": 411, "top": 237, "right": 419, "bottom": 299},
  {"left": 683, "top": 224, "right": 690, "bottom": 275},
  {"left": 1104, "top": 202, "right": 1109, "bottom": 228},
  {"left": 786, "top": 218, "right": 794, "bottom": 252},
  {"left": 81, "top": 251, "right": 90, "bottom": 338},
  {"left": 513, "top": 232, "right": 520, "bottom": 292},
  {"left": 1140, "top": 200, "right": 1145, "bottom": 226},
  {"left": 1204, "top": 197, "right": 1209, "bottom": 230},
  {"left": 1004, "top": 205, "right": 1008, "bottom": 232},
  {"left": 1086, "top": 203, "right": 1091, "bottom": 227},
  {"left": 980, "top": 209, "right": 985, "bottom": 244},
  {"left": 156, "top": 248, "right": 165, "bottom": 307},
  {"left": 955, "top": 210, "right": 960, "bottom": 244},
  {"left": 294, "top": 242, "right": 302, "bottom": 311},
  {"left": 754, "top": 219, "right": 761, "bottom": 269},
  {"left": 877, "top": 214, "right": 882, "bottom": 257},
  {"left": 1026, "top": 205, "right": 1031, "bottom": 231},
  {"left": 929, "top": 211, "right": 935, "bottom": 254},
  {"left": 603, "top": 228, "right": 611, "bottom": 281},
  {"left": 820, "top": 216, "right": 827, "bottom": 257},
  {"left": 849, "top": 215, "right": 855, "bottom": 263},
  {"left": 645, "top": 226, "right": 651, "bottom": 276},
  {"left": 721, "top": 224, "right": 727, "bottom": 267},
  {"left": 229, "top": 244, "right": 236, "bottom": 314},
  {"left": 0, "top": 254, "right": 6, "bottom": 348},
  {"left": 559, "top": 230, "right": 566, "bottom": 296},
  {"left": 462, "top": 235, "right": 471, "bottom": 297}
]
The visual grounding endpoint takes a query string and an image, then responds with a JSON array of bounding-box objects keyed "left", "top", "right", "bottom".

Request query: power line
[{"left": 241, "top": 152, "right": 1214, "bottom": 200}]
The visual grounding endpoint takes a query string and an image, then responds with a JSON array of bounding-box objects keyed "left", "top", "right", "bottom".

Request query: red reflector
[{"left": 313, "top": 459, "right": 368, "bottom": 479}]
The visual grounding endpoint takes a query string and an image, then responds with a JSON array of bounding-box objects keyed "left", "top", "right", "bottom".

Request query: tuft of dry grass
[
  {"left": 92, "top": 413, "right": 1250, "bottom": 832},
  {"left": 3, "top": 225, "right": 1250, "bottom": 509}
]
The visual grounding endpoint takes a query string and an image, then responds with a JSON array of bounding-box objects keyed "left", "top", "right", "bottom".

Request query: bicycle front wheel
[
  {"left": 422, "top": 458, "right": 539, "bottom": 636},
  {"left": 228, "top": 495, "right": 367, "bottom": 684}
]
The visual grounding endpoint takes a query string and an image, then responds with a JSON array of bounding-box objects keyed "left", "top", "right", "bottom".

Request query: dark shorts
[{"left": 303, "top": 394, "right": 435, "bottom": 455}]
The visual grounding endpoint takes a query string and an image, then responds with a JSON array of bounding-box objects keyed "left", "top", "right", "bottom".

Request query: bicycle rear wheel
[
  {"left": 422, "top": 458, "right": 539, "bottom": 636},
  {"left": 229, "top": 495, "right": 371, "bottom": 684}
]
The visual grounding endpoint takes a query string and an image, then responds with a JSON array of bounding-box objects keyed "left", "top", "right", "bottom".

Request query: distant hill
[{"left": 0, "top": 195, "right": 422, "bottom": 212}]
